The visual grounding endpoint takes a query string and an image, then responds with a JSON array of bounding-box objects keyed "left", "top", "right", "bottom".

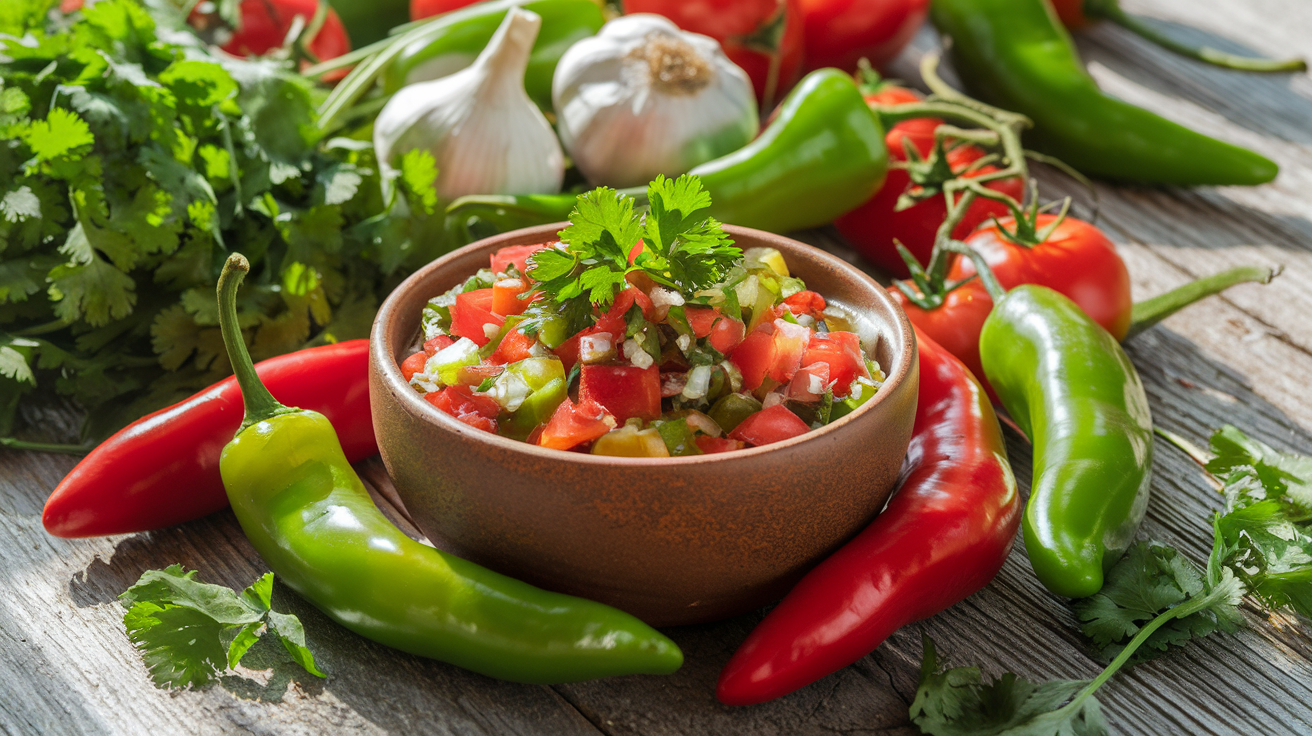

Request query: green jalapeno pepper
[
  {"left": 975, "top": 276, "right": 1153, "bottom": 599},
  {"left": 930, "top": 0, "right": 1278, "bottom": 186},
  {"left": 445, "top": 68, "right": 889, "bottom": 244},
  {"left": 215, "top": 254, "right": 683, "bottom": 683},
  {"left": 382, "top": 0, "right": 605, "bottom": 110}
]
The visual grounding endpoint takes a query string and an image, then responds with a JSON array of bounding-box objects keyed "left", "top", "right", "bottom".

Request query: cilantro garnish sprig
[
  {"left": 120, "top": 565, "right": 324, "bottom": 690},
  {"left": 521, "top": 174, "right": 740, "bottom": 341},
  {"left": 910, "top": 424, "right": 1312, "bottom": 736}
]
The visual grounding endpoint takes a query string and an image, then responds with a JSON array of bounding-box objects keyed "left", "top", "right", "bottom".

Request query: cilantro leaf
[
  {"left": 22, "top": 108, "right": 95, "bottom": 162},
  {"left": 1207, "top": 424, "right": 1312, "bottom": 514},
  {"left": 119, "top": 565, "right": 325, "bottom": 690},
  {"left": 909, "top": 636, "right": 1107, "bottom": 736}
]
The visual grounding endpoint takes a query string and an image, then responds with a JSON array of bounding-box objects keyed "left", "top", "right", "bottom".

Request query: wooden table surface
[{"left": 5, "top": 0, "right": 1312, "bottom": 733}]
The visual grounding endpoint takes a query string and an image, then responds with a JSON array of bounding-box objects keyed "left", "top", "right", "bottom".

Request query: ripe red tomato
[
  {"left": 951, "top": 214, "right": 1133, "bottom": 340},
  {"left": 729, "top": 404, "right": 810, "bottom": 446},
  {"left": 796, "top": 0, "right": 929, "bottom": 73},
  {"left": 835, "top": 84, "right": 1024, "bottom": 278},
  {"left": 889, "top": 279, "right": 994, "bottom": 395},
  {"left": 410, "top": 0, "right": 480, "bottom": 21},
  {"left": 624, "top": 0, "right": 806, "bottom": 109}
]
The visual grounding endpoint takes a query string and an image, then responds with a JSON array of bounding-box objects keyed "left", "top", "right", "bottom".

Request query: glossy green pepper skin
[
  {"left": 445, "top": 68, "right": 889, "bottom": 244},
  {"left": 382, "top": 0, "right": 604, "bottom": 110},
  {"left": 979, "top": 285, "right": 1153, "bottom": 599},
  {"left": 215, "top": 256, "right": 683, "bottom": 684},
  {"left": 930, "top": 0, "right": 1278, "bottom": 186}
]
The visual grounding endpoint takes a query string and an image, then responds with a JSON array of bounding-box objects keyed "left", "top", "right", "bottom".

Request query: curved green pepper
[
  {"left": 214, "top": 255, "right": 683, "bottom": 684},
  {"left": 445, "top": 68, "right": 889, "bottom": 244},
  {"left": 930, "top": 0, "right": 1278, "bottom": 186},
  {"left": 382, "top": 0, "right": 604, "bottom": 110},
  {"left": 979, "top": 284, "right": 1153, "bottom": 598}
]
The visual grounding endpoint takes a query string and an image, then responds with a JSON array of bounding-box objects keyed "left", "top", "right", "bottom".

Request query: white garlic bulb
[
  {"left": 552, "top": 14, "right": 759, "bottom": 189},
  {"left": 374, "top": 8, "right": 565, "bottom": 202}
]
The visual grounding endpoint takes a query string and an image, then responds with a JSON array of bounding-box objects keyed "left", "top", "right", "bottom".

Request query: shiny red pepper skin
[
  {"left": 42, "top": 340, "right": 375, "bottom": 538},
  {"left": 716, "top": 330, "right": 1019, "bottom": 705}
]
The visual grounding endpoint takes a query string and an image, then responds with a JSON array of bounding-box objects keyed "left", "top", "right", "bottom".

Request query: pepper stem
[
  {"left": 216, "top": 254, "right": 293, "bottom": 429},
  {"left": 1085, "top": 0, "right": 1307, "bottom": 73},
  {"left": 1127, "top": 265, "right": 1281, "bottom": 339}
]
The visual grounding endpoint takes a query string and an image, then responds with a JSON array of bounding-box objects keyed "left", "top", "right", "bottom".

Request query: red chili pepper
[
  {"left": 42, "top": 340, "right": 375, "bottom": 539},
  {"left": 716, "top": 330, "right": 1020, "bottom": 705}
]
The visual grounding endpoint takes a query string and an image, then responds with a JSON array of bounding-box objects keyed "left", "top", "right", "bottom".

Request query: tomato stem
[{"left": 1127, "top": 265, "right": 1282, "bottom": 339}]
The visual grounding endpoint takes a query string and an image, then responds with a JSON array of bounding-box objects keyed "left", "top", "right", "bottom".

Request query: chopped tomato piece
[
  {"left": 490, "top": 327, "right": 536, "bottom": 364},
  {"left": 787, "top": 362, "right": 831, "bottom": 402},
  {"left": 423, "top": 335, "right": 455, "bottom": 356},
  {"left": 553, "top": 334, "right": 582, "bottom": 373},
  {"left": 783, "top": 290, "right": 827, "bottom": 318},
  {"left": 401, "top": 352, "right": 428, "bottom": 381},
  {"left": 695, "top": 436, "right": 746, "bottom": 454},
  {"left": 427, "top": 385, "right": 501, "bottom": 433},
  {"left": 729, "top": 405, "right": 810, "bottom": 447},
  {"left": 538, "top": 399, "right": 615, "bottom": 451},
  {"left": 454, "top": 361, "right": 503, "bottom": 387},
  {"left": 579, "top": 364, "right": 662, "bottom": 423},
  {"left": 768, "top": 319, "right": 812, "bottom": 383},
  {"left": 729, "top": 330, "right": 778, "bottom": 391},
  {"left": 708, "top": 315, "right": 746, "bottom": 355},
  {"left": 450, "top": 289, "right": 504, "bottom": 346},
  {"left": 596, "top": 287, "right": 655, "bottom": 335},
  {"left": 685, "top": 306, "right": 722, "bottom": 338},
  {"left": 491, "top": 278, "right": 532, "bottom": 316},
  {"left": 802, "top": 331, "right": 869, "bottom": 396},
  {"left": 492, "top": 242, "right": 553, "bottom": 278}
]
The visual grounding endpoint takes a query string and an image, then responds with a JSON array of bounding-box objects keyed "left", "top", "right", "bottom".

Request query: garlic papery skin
[
  {"left": 374, "top": 8, "right": 565, "bottom": 202},
  {"left": 552, "top": 14, "right": 758, "bottom": 189}
]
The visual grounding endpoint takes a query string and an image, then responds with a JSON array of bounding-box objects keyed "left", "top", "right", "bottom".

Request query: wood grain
[{"left": 3, "top": 0, "right": 1312, "bottom": 733}]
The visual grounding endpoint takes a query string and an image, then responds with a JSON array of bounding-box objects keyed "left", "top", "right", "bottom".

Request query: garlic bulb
[
  {"left": 552, "top": 14, "right": 758, "bottom": 189},
  {"left": 374, "top": 8, "right": 564, "bottom": 202}
]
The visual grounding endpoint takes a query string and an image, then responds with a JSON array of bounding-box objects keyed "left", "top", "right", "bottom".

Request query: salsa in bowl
[{"left": 396, "top": 239, "right": 886, "bottom": 456}]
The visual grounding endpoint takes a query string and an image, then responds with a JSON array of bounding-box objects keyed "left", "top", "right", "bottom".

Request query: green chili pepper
[
  {"left": 708, "top": 393, "right": 763, "bottom": 434},
  {"left": 976, "top": 279, "right": 1153, "bottom": 599},
  {"left": 382, "top": 0, "right": 605, "bottom": 110},
  {"left": 444, "top": 68, "right": 889, "bottom": 244},
  {"left": 930, "top": 0, "right": 1278, "bottom": 186},
  {"left": 214, "top": 254, "right": 682, "bottom": 683}
]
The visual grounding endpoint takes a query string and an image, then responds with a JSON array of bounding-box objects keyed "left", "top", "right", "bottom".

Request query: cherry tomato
[
  {"left": 624, "top": 0, "right": 806, "bottom": 109},
  {"left": 951, "top": 214, "right": 1132, "bottom": 340},
  {"left": 410, "top": 0, "right": 480, "bottom": 21},
  {"left": 796, "top": 0, "right": 930, "bottom": 73},
  {"left": 835, "top": 84, "right": 1024, "bottom": 278},
  {"left": 729, "top": 404, "right": 810, "bottom": 446}
]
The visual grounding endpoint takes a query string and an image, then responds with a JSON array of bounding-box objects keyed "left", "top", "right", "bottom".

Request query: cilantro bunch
[
  {"left": 910, "top": 425, "right": 1312, "bottom": 736},
  {"left": 120, "top": 565, "right": 324, "bottom": 689},
  {"left": 521, "top": 174, "right": 740, "bottom": 341},
  {"left": 0, "top": 0, "right": 442, "bottom": 442}
]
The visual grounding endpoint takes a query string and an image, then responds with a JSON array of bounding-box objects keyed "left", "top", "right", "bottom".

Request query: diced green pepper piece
[
  {"left": 480, "top": 315, "right": 526, "bottom": 359},
  {"left": 830, "top": 380, "right": 880, "bottom": 422},
  {"left": 501, "top": 377, "right": 567, "bottom": 440},
  {"left": 533, "top": 314, "right": 570, "bottom": 349},
  {"left": 505, "top": 357, "right": 565, "bottom": 392},
  {"left": 656, "top": 419, "right": 701, "bottom": 456},
  {"left": 430, "top": 338, "right": 481, "bottom": 386},
  {"left": 592, "top": 426, "right": 670, "bottom": 457},
  {"left": 708, "top": 393, "right": 763, "bottom": 434}
]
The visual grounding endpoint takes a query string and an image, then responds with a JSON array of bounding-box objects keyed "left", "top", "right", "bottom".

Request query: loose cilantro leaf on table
[
  {"left": 120, "top": 565, "right": 325, "bottom": 689},
  {"left": 912, "top": 424, "right": 1312, "bottom": 736},
  {"left": 520, "top": 174, "right": 740, "bottom": 341},
  {"left": 0, "top": 0, "right": 443, "bottom": 443}
]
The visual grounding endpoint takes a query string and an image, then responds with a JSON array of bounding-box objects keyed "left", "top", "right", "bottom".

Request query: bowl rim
[{"left": 371, "top": 223, "right": 916, "bottom": 466}]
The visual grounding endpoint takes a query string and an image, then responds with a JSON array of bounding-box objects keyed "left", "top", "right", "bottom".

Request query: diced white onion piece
[
  {"left": 425, "top": 337, "right": 480, "bottom": 386},
  {"left": 488, "top": 370, "right": 532, "bottom": 412},
  {"left": 483, "top": 323, "right": 502, "bottom": 340},
  {"left": 762, "top": 391, "right": 786, "bottom": 409},
  {"left": 496, "top": 277, "right": 524, "bottom": 289},
  {"left": 681, "top": 365, "right": 713, "bottom": 400},
  {"left": 720, "top": 360, "right": 743, "bottom": 393},
  {"left": 683, "top": 410, "right": 721, "bottom": 437},
  {"left": 676, "top": 334, "right": 692, "bottom": 352},
  {"left": 734, "top": 275, "right": 759, "bottom": 312},
  {"left": 579, "top": 332, "right": 616, "bottom": 364},
  {"left": 649, "top": 287, "right": 684, "bottom": 309},
  {"left": 623, "top": 339, "right": 654, "bottom": 369}
]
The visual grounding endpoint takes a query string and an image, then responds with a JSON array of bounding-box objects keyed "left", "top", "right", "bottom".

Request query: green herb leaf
[
  {"left": 119, "top": 565, "right": 324, "bottom": 689},
  {"left": 909, "top": 636, "right": 1107, "bottom": 736}
]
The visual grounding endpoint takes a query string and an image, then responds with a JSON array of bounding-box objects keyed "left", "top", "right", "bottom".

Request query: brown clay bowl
[{"left": 369, "top": 224, "right": 919, "bottom": 627}]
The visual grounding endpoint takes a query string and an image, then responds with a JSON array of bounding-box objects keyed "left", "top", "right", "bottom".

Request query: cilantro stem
[
  {"left": 1055, "top": 586, "right": 1231, "bottom": 718},
  {"left": 0, "top": 437, "right": 90, "bottom": 456},
  {"left": 14, "top": 319, "right": 72, "bottom": 337}
]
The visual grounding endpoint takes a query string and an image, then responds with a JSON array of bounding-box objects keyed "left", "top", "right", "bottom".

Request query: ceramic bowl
[{"left": 369, "top": 224, "right": 918, "bottom": 626}]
